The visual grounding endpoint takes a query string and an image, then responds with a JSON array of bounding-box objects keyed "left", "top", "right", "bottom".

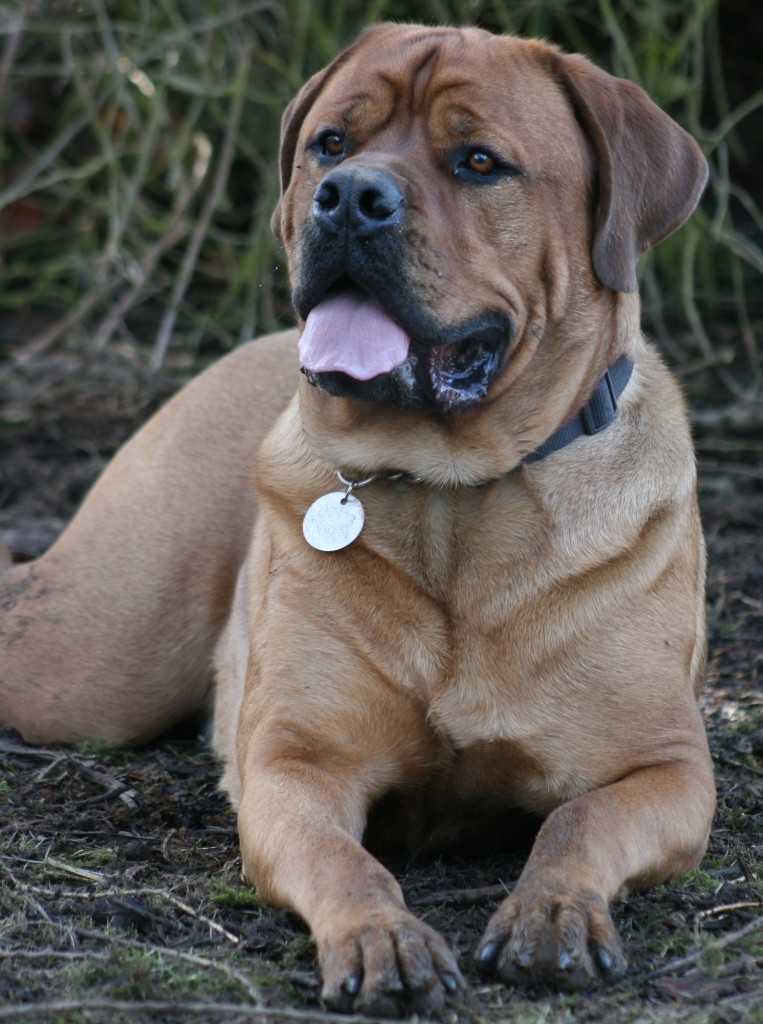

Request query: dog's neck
[
  {"left": 299, "top": 354, "right": 634, "bottom": 488},
  {"left": 522, "top": 355, "right": 633, "bottom": 464}
]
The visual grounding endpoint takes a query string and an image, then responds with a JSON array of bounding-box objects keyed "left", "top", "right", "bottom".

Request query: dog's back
[{"left": 0, "top": 330, "right": 298, "bottom": 745}]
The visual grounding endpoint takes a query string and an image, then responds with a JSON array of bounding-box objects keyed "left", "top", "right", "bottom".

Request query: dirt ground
[{"left": 0, "top": 337, "right": 761, "bottom": 1023}]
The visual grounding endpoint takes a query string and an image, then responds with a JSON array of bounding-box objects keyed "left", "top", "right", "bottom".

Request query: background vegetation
[{"left": 1, "top": 0, "right": 761, "bottom": 407}]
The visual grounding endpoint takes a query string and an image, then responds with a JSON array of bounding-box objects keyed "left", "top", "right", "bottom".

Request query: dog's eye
[
  {"left": 318, "top": 131, "right": 346, "bottom": 159},
  {"left": 466, "top": 149, "right": 496, "bottom": 175},
  {"left": 453, "top": 145, "right": 520, "bottom": 183}
]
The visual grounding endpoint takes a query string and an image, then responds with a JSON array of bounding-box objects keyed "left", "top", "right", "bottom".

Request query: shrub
[{"left": 1, "top": 0, "right": 760, "bottom": 399}]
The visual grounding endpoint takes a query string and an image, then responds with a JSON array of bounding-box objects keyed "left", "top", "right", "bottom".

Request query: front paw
[
  {"left": 318, "top": 906, "right": 465, "bottom": 1018},
  {"left": 476, "top": 886, "right": 626, "bottom": 991}
]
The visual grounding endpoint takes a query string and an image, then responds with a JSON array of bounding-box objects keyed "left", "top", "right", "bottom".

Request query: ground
[{"left": 0, "top": 337, "right": 761, "bottom": 1023}]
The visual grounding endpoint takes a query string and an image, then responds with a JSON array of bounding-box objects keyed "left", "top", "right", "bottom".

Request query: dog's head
[{"left": 273, "top": 24, "right": 706, "bottom": 432}]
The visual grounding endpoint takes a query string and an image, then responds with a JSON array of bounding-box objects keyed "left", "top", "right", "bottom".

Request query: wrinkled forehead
[{"left": 301, "top": 27, "right": 583, "bottom": 161}]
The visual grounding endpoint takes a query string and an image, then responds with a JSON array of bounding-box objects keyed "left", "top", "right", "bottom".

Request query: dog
[{"left": 1, "top": 23, "right": 715, "bottom": 1018}]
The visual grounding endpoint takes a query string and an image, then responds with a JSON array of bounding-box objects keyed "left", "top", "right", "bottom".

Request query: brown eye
[
  {"left": 467, "top": 149, "right": 496, "bottom": 174},
  {"left": 322, "top": 132, "right": 345, "bottom": 157}
]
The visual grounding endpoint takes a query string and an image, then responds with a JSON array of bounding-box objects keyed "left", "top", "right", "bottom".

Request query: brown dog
[{"left": 1, "top": 23, "right": 715, "bottom": 1017}]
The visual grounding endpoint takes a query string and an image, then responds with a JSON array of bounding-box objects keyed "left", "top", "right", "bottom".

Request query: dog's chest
[
  {"left": 372, "top": 486, "right": 568, "bottom": 763},
  {"left": 368, "top": 485, "right": 622, "bottom": 809}
]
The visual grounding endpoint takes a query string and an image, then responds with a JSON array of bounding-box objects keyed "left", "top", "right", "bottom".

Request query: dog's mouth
[{"left": 298, "top": 285, "right": 511, "bottom": 414}]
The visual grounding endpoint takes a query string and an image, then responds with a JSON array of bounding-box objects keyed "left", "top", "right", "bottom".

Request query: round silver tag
[{"left": 302, "top": 492, "right": 365, "bottom": 551}]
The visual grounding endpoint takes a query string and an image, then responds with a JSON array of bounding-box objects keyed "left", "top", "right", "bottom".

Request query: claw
[
  {"left": 441, "top": 971, "right": 460, "bottom": 994},
  {"left": 478, "top": 888, "right": 625, "bottom": 991},
  {"left": 477, "top": 940, "right": 499, "bottom": 968},
  {"left": 343, "top": 972, "right": 361, "bottom": 995},
  {"left": 319, "top": 910, "right": 461, "bottom": 1018}
]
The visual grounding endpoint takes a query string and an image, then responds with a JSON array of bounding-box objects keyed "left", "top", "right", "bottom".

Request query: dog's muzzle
[{"left": 295, "top": 166, "right": 512, "bottom": 414}]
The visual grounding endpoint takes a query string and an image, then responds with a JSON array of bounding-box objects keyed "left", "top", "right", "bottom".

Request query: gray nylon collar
[{"left": 523, "top": 355, "right": 634, "bottom": 464}]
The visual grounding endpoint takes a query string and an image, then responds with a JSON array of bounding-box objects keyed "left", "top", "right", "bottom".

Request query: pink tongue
[{"left": 299, "top": 293, "right": 410, "bottom": 381}]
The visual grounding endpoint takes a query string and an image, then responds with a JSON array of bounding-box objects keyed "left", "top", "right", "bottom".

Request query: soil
[{"left": 0, "top": 337, "right": 761, "bottom": 1023}]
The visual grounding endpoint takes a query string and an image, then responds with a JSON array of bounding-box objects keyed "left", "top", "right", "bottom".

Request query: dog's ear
[
  {"left": 270, "top": 65, "right": 335, "bottom": 242},
  {"left": 271, "top": 26, "right": 384, "bottom": 242},
  {"left": 552, "top": 52, "right": 708, "bottom": 293}
]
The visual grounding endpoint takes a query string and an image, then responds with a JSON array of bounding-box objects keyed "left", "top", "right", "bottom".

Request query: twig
[
  {"left": 68, "top": 757, "right": 124, "bottom": 789},
  {"left": 696, "top": 901, "right": 762, "bottom": 921},
  {"left": 11, "top": 896, "right": 261, "bottom": 1002},
  {"left": 40, "top": 883, "right": 244, "bottom": 946},
  {"left": 0, "top": 740, "right": 61, "bottom": 761},
  {"left": 704, "top": 87, "right": 763, "bottom": 154},
  {"left": 160, "top": 890, "right": 243, "bottom": 946},
  {"left": 0, "top": 950, "right": 108, "bottom": 961},
  {"left": 34, "top": 756, "right": 68, "bottom": 784},
  {"left": 647, "top": 914, "right": 763, "bottom": 978},
  {"left": 0, "top": 740, "right": 124, "bottom": 798},
  {"left": 713, "top": 753, "right": 763, "bottom": 776},
  {"left": 44, "top": 856, "right": 108, "bottom": 885},
  {"left": 0, "top": 109, "right": 95, "bottom": 213},
  {"left": 91, "top": 186, "right": 196, "bottom": 349},
  {"left": 75, "top": 927, "right": 262, "bottom": 1004},
  {"left": 674, "top": 349, "right": 735, "bottom": 378},
  {"left": 0, "top": 862, "right": 54, "bottom": 924},
  {"left": 0, "top": 274, "right": 122, "bottom": 377},
  {"left": 698, "top": 461, "right": 763, "bottom": 482},
  {"left": 0, "top": 0, "right": 33, "bottom": 115},
  {"left": 151, "top": 45, "right": 252, "bottom": 367},
  {"left": 0, "top": 998, "right": 394, "bottom": 1023},
  {"left": 412, "top": 883, "right": 512, "bottom": 907},
  {"left": 733, "top": 846, "right": 761, "bottom": 889}
]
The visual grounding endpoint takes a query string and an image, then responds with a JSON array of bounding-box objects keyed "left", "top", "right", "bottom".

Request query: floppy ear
[
  {"left": 270, "top": 65, "right": 336, "bottom": 242},
  {"left": 552, "top": 52, "right": 708, "bottom": 293},
  {"left": 271, "top": 27, "right": 382, "bottom": 241}
]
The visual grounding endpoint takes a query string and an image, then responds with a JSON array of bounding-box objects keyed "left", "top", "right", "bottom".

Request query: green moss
[
  {"left": 72, "top": 846, "right": 116, "bottom": 867},
  {"left": 206, "top": 878, "right": 265, "bottom": 909}
]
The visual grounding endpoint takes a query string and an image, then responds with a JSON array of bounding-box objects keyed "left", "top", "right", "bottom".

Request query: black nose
[{"left": 312, "top": 165, "right": 404, "bottom": 236}]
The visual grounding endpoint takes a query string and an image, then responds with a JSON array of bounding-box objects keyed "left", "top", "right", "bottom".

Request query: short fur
[{"left": 1, "top": 25, "right": 714, "bottom": 1017}]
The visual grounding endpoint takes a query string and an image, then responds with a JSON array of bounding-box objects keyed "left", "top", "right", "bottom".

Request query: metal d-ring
[{"left": 337, "top": 471, "right": 378, "bottom": 504}]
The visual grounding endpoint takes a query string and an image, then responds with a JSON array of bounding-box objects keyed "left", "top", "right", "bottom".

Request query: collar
[
  {"left": 334, "top": 354, "right": 635, "bottom": 491},
  {"left": 523, "top": 355, "right": 634, "bottom": 464},
  {"left": 310, "top": 355, "right": 634, "bottom": 549}
]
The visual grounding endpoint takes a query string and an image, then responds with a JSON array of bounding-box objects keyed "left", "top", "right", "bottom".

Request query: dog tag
[{"left": 303, "top": 491, "right": 365, "bottom": 551}]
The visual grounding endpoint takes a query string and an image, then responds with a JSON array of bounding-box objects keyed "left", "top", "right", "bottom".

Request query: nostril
[
  {"left": 358, "top": 187, "right": 398, "bottom": 222},
  {"left": 315, "top": 180, "right": 341, "bottom": 212}
]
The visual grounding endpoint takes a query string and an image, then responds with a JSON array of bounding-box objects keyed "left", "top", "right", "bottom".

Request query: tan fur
[
  {"left": 0, "top": 331, "right": 298, "bottom": 745},
  {"left": 1, "top": 25, "right": 714, "bottom": 1017}
]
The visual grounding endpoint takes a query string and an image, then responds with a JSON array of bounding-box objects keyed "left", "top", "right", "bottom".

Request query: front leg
[
  {"left": 477, "top": 727, "right": 715, "bottom": 989},
  {"left": 236, "top": 710, "right": 464, "bottom": 1017}
]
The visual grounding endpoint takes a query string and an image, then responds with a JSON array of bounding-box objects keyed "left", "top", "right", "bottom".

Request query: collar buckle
[
  {"left": 523, "top": 355, "right": 634, "bottom": 464},
  {"left": 580, "top": 368, "right": 618, "bottom": 435}
]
